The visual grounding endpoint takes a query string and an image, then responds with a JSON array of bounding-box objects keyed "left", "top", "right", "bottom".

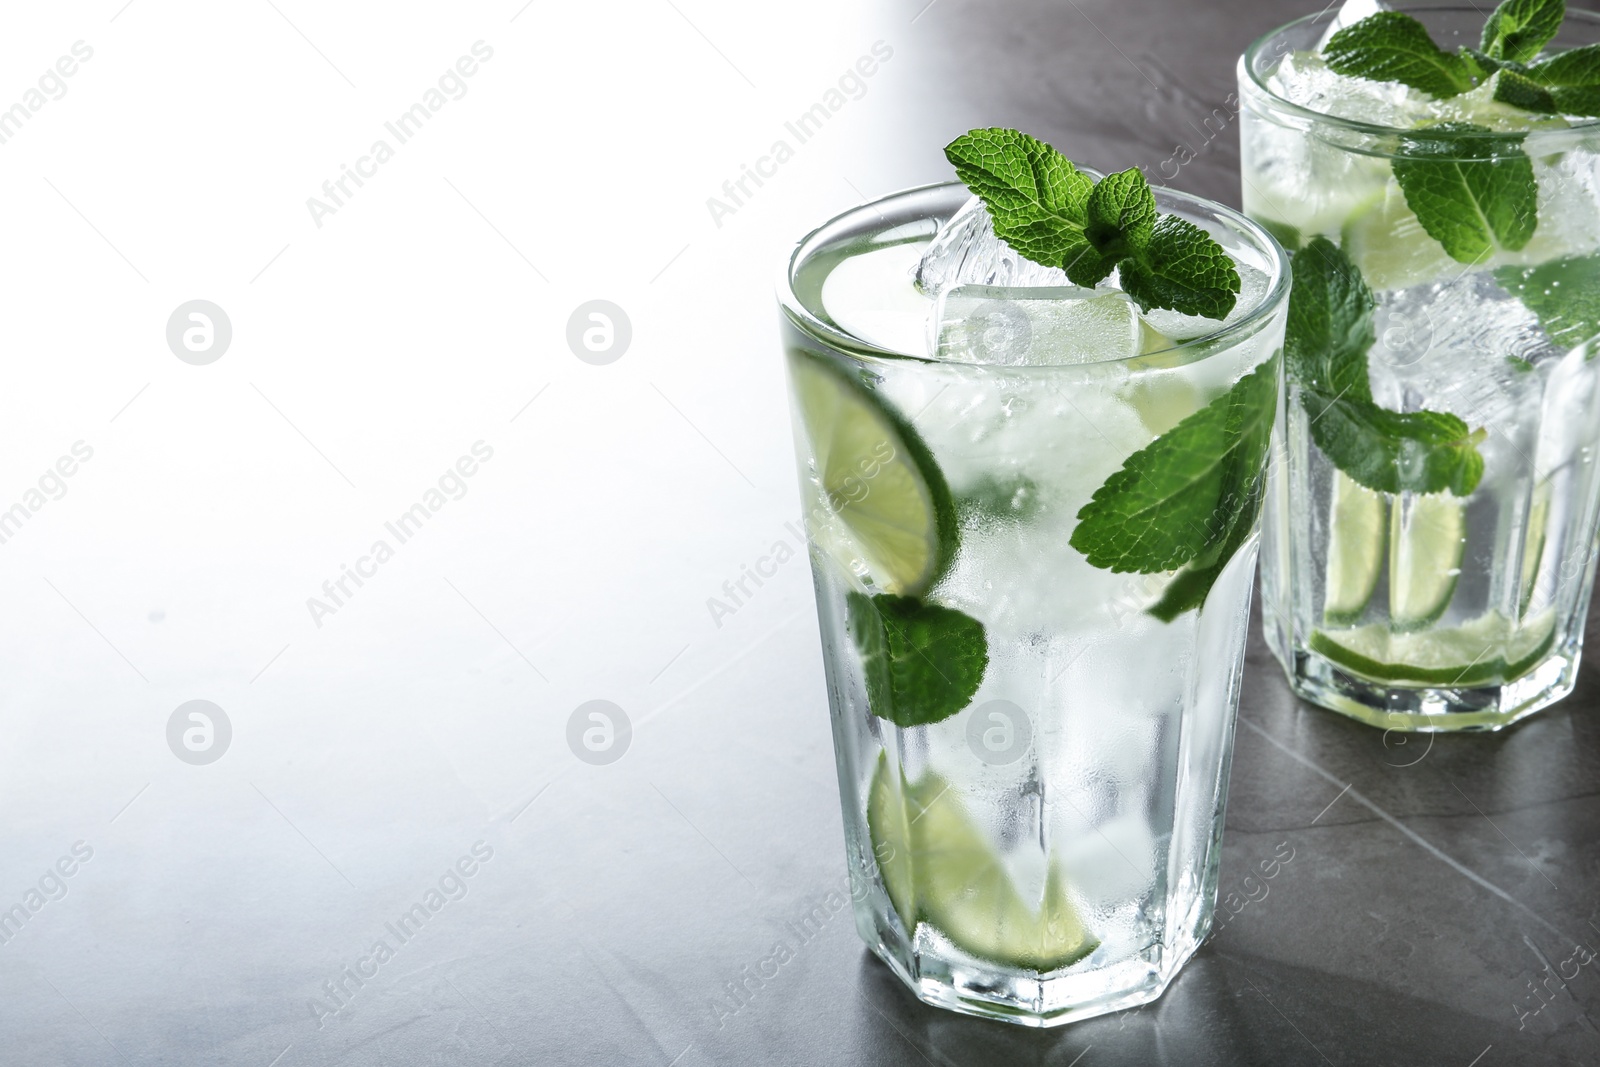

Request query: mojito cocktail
[
  {"left": 778, "top": 132, "right": 1290, "bottom": 1025},
  {"left": 1242, "top": 1, "right": 1600, "bottom": 730}
]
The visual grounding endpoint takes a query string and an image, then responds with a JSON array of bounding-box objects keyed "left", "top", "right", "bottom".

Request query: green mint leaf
[
  {"left": 1303, "top": 396, "right": 1486, "bottom": 497},
  {"left": 1391, "top": 123, "right": 1537, "bottom": 264},
  {"left": 944, "top": 128, "right": 1241, "bottom": 318},
  {"left": 1146, "top": 477, "right": 1263, "bottom": 623},
  {"left": 1524, "top": 44, "right": 1600, "bottom": 112},
  {"left": 1324, "top": 12, "right": 1476, "bottom": 98},
  {"left": 1482, "top": 0, "right": 1565, "bottom": 63},
  {"left": 1286, "top": 239, "right": 1485, "bottom": 496},
  {"left": 943, "top": 128, "right": 1096, "bottom": 273},
  {"left": 956, "top": 472, "right": 1045, "bottom": 525},
  {"left": 1550, "top": 85, "right": 1600, "bottom": 114},
  {"left": 1083, "top": 167, "right": 1157, "bottom": 260},
  {"left": 1526, "top": 42, "right": 1600, "bottom": 84},
  {"left": 1069, "top": 357, "right": 1276, "bottom": 577},
  {"left": 847, "top": 592, "right": 987, "bottom": 728},
  {"left": 1495, "top": 253, "right": 1600, "bottom": 350},
  {"left": 1494, "top": 68, "right": 1559, "bottom": 111},
  {"left": 1118, "top": 215, "right": 1241, "bottom": 319}
]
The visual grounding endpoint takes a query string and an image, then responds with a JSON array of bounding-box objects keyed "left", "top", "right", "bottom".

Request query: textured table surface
[{"left": 0, "top": 1, "right": 1597, "bottom": 1065}]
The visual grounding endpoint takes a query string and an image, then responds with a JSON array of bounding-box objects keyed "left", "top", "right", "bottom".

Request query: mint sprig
[
  {"left": 847, "top": 592, "right": 987, "bottom": 728},
  {"left": 1323, "top": 0, "right": 1566, "bottom": 100},
  {"left": 1323, "top": 0, "right": 1600, "bottom": 117},
  {"left": 1286, "top": 239, "right": 1485, "bottom": 497},
  {"left": 944, "top": 128, "right": 1240, "bottom": 319},
  {"left": 1069, "top": 356, "right": 1278, "bottom": 617},
  {"left": 1390, "top": 123, "right": 1537, "bottom": 265}
]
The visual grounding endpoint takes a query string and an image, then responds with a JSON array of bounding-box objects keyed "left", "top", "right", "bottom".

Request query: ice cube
[
  {"left": 1266, "top": 48, "right": 1425, "bottom": 127},
  {"left": 933, "top": 284, "right": 1145, "bottom": 366},
  {"left": 1368, "top": 272, "right": 1556, "bottom": 484},
  {"left": 915, "top": 196, "right": 1070, "bottom": 299},
  {"left": 1315, "top": 0, "right": 1387, "bottom": 49}
]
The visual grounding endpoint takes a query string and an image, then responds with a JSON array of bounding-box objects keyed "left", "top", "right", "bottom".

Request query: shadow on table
[{"left": 851, "top": 942, "right": 1588, "bottom": 1067}]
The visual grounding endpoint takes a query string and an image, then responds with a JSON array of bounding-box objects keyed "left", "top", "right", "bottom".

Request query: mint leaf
[
  {"left": 1481, "top": 0, "right": 1564, "bottom": 63},
  {"left": 1526, "top": 42, "right": 1600, "bottom": 85},
  {"left": 1550, "top": 85, "right": 1600, "bottom": 114},
  {"left": 1070, "top": 357, "right": 1276, "bottom": 578},
  {"left": 1324, "top": 12, "right": 1476, "bottom": 98},
  {"left": 1495, "top": 253, "right": 1600, "bottom": 350},
  {"left": 847, "top": 592, "right": 987, "bottom": 728},
  {"left": 1286, "top": 239, "right": 1485, "bottom": 496},
  {"left": 1525, "top": 44, "right": 1600, "bottom": 113},
  {"left": 1083, "top": 167, "right": 1156, "bottom": 261},
  {"left": 1119, "top": 216, "right": 1241, "bottom": 321},
  {"left": 1302, "top": 396, "right": 1486, "bottom": 497},
  {"left": 944, "top": 129, "right": 1240, "bottom": 318},
  {"left": 1146, "top": 479, "right": 1262, "bottom": 623},
  {"left": 1391, "top": 123, "right": 1537, "bottom": 264}
]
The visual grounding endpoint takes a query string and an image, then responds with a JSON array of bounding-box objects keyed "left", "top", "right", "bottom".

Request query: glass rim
[
  {"left": 1241, "top": 1, "right": 1600, "bottom": 142},
  {"left": 776, "top": 179, "right": 1292, "bottom": 368}
]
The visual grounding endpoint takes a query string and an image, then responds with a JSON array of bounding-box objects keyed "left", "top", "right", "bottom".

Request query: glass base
[
  {"left": 859, "top": 897, "right": 1210, "bottom": 1028},
  {"left": 1275, "top": 641, "right": 1580, "bottom": 732}
]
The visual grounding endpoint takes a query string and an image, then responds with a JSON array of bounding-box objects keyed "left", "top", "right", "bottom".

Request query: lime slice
[
  {"left": 1310, "top": 610, "right": 1555, "bottom": 686},
  {"left": 866, "top": 752, "right": 917, "bottom": 929},
  {"left": 1389, "top": 492, "right": 1466, "bottom": 632},
  {"left": 789, "top": 352, "right": 956, "bottom": 596},
  {"left": 1519, "top": 483, "right": 1551, "bottom": 618},
  {"left": 1341, "top": 182, "right": 1461, "bottom": 291},
  {"left": 865, "top": 753, "right": 1098, "bottom": 971},
  {"left": 1120, "top": 372, "right": 1201, "bottom": 436},
  {"left": 1324, "top": 471, "right": 1387, "bottom": 627}
]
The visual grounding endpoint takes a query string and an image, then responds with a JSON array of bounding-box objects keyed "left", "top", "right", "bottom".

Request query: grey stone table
[{"left": 0, "top": 0, "right": 1596, "bottom": 1065}]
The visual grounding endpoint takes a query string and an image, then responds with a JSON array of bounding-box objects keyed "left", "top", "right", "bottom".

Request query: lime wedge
[
  {"left": 1324, "top": 471, "right": 1387, "bottom": 627},
  {"left": 1519, "top": 483, "right": 1551, "bottom": 618},
  {"left": 1310, "top": 610, "right": 1555, "bottom": 686},
  {"left": 1341, "top": 182, "right": 1461, "bottom": 291},
  {"left": 1389, "top": 492, "right": 1466, "bottom": 632},
  {"left": 789, "top": 352, "right": 956, "bottom": 596},
  {"left": 865, "top": 753, "right": 1098, "bottom": 971}
]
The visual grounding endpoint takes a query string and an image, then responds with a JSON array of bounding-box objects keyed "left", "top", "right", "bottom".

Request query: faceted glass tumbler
[
  {"left": 777, "top": 182, "right": 1291, "bottom": 1025},
  {"left": 1242, "top": 6, "right": 1600, "bottom": 731}
]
